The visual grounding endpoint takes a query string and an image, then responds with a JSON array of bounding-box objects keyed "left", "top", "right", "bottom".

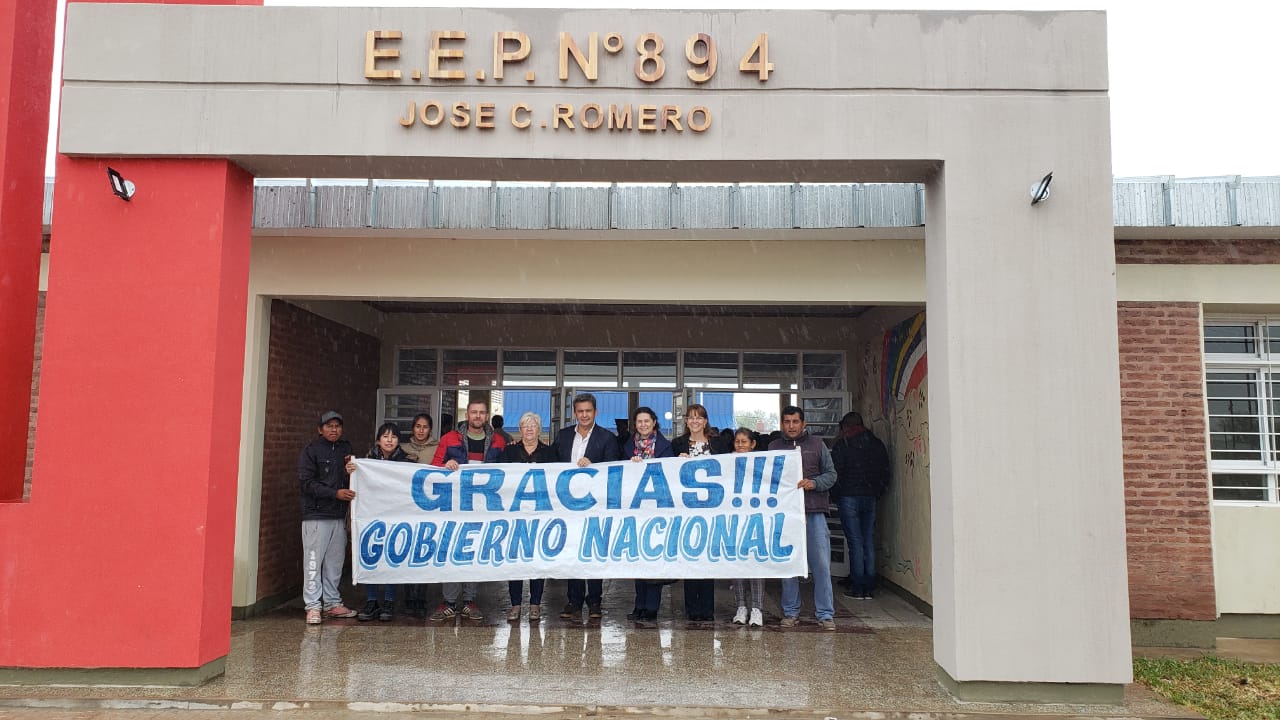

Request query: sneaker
[
  {"left": 324, "top": 604, "right": 358, "bottom": 619},
  {"left": 732, "top": 606, "right": 748, "bottom": 625},
  {"left": 779, "top": 616, "right": 798, "bottom": 628},
  {"left": 429, "top": 603, "right": 456, "bottom": 622},
  {"left": 357, "top": 600, "right": 379, "bottom": 621},
  {"left": 749, "top": 608, "right": 763, "bottom": 627},
  {"left": 378, "top": 603, "right": 394, "bottom": 621},
  {"left": 305, "top": 608, "right": 322, "bottom": 625},
  {"left": 819, "top": 618, "right": 837, "bottom": 631},
  {"left": 587, "top": 604, "right": 602, "bottom": 619},
  {"left": 507, "top": 606, "right": 522, "bottom": 622},
  {"left": 843, "top": 586, "right": 861, "bottom": 598},
  {"left": 559, "top": 603, "right": 580, "bottom": 619},
  {"left": 459, "top": 602, "right": 484, "bottom": 621}
]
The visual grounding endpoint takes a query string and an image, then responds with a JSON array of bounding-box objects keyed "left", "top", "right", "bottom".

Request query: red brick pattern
[
  {"left": 256, "top": 300, "right": 380, "bottom": 604},
  {"left": 1116, "top": 238, "right": 1280, "bottom": 264},
  {"left": 23, "top": 293, "right": 44, "bottom": 500},
  {"left": 1118, "top": 302, "right": 1216, "bottom": 620}
]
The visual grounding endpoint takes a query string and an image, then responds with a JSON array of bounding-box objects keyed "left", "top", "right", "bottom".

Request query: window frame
[{"left": 1204, "top": 316, "right": 1280, "bottom": 505}]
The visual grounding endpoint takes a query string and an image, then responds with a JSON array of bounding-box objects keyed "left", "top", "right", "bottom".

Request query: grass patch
[{"left": 1133, "top": 656, "right": 1280, "bottom": 720}]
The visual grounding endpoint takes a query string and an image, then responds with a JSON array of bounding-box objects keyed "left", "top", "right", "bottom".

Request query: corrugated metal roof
[{"left": 39, "top": 176, "right": 1280, "bottom": 231}]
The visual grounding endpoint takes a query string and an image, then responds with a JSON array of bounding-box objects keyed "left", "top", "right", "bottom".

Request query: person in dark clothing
[
  {"left": 831, "top": 411, "right": 892, "bottom": 599},
  {"left": 501, "top": 411, "right": 557, "bottom": 622},
  {"left": 344, "top": 422, "right": 411, "bottom": 621},
  {"left": 298, "top": 411, "right": 358, "bottom": 624},
  {"left": 671, "top": 403, "right": 730, "bottom": 622},
  {"left": 553, "top": 392, "right": 620, "bottom": 621},
  {"left": 622, "top": 407, "right": 675, "bottom": 623}
]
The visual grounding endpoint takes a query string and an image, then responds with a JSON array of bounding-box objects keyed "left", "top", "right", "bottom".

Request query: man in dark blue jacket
[
  {"left": 298, "top": 411, "right": 358, "bottom": 624},
  {"left": 554, "top": 392, "right": 620, "bottom": 620},
  {"left": 831, "top": 412, "right": 891, "bottom": 599}
]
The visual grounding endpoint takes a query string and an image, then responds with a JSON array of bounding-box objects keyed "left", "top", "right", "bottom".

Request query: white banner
[{"left": 349, "top": 450, "right": 807, "bottom": 584}]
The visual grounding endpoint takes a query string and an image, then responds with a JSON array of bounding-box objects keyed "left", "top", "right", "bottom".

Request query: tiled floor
[{"left": 0, "top": 579, "right": 1196, "bottom": 719}]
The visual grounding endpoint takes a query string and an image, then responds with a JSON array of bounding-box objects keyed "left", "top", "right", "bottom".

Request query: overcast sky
[{"left": 47, "top": 0, "right": 1279, "bottom": 178}]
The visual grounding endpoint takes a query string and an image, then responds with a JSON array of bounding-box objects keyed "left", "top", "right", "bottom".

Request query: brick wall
[
  {"left": 1116, "top": 238, "right": 1280, "bottom": 264},
  {"left": 256, "top": 300, "right": 380, "bottom": 605},
  {"left": 1118, "top": 301, "right": 1216, "bottom": 620},
  {"left": 23, "top": 293, "right": 44, "bottom": 500}
]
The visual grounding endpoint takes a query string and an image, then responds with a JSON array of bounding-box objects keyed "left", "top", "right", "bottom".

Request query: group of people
[{"left": 297, "top": 392, "right": 890, "bottom": 630}]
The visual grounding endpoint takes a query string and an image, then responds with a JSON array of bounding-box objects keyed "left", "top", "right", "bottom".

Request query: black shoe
[
  {"left": 378, "top": 603, "right": 394, "bottom": 621},
  {"left": 559, "top": 603, "right": 581, "bottom": 619},
  {"left": 357, "top": 600, "right": 379, "bottom": 621},
  {"left": 843, "top": 586, "right": 861, "bottom": 598},
  {"left": 588, "top": 603, "right": 602, "bottom": 619}
]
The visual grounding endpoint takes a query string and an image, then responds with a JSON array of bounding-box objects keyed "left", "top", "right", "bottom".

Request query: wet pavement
[{"left": 0, "top": 579, "right": 1198, "bottom": 719}]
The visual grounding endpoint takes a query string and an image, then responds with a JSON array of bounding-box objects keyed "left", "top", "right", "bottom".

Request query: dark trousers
[
  {"left": 683, "top": 579, "right": 715, "bottom": 619},
  {"left": 634, "top": 580, "right": 663, "bottom": 613},
  {"left": 509, "top": 579, "right": 545, "bottom": 606},
  {"left": 566, "top": 578, "right": 602, "bottom": 607}
]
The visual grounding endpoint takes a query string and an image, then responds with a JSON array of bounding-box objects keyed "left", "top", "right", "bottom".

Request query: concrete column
[
  {"left": 0, "top": 158, "right": 253, "bottom": 681},
  {"left": 925, "top": 97, "right": 1133, "bottom": 702},
  {"left": 0, "top": 0, "right": 55, "bottom": 501}
]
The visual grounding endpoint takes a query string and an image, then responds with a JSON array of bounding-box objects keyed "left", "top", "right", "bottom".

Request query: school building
[{"left": 1, "top": 4, "right": 1277, "bottom": 705}]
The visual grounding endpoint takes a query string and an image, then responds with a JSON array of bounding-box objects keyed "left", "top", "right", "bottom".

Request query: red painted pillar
[
  {"left": 0, "top": 0, "right": 55, "bottom": 501},
  {"left": 0, "top": 158, "right": 254, "bottom": 669}
]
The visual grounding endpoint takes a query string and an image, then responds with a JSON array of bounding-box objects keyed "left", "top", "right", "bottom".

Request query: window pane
[
  {"left": 1206, "top": 374, "right": 1257, "bottom": 398},
  {"left": 803, "top": 352, "right": 843, "bottom": 391},
  {"left": 1210, "top": 433, "right": 1261, "bottom": 452},
  {"left": 1269, "top": 325, "right": 1280, "bottom": 356},
  {"left": 1212, "top": 474, "right": 1270, "bottom": 502},
  {"left": 564, "top": 351, "right": 618, "bottom": 387},
  {"left": 1209, "top": 415, "right": 1261, "bottom": 434},
  {"left": 1204, "top": 324, "right": 1257, "bottom": 354},
  {"left": 684, "top": 352, "right": 739, "bottom": 389},
  {"left": 382, "top": 392, "right": 434, "bottom": 439},
  {"left": 623, "top": 351, "right": 677, "bottom": 388},
  {"left": 502, "top": 350, "right": 557, "bottom": 386},
  {"left": 743, "top": 352, "right": 798, "bottom": 390},
  {"left": 1214, "top": 486, "right": 1269, "bottom": 501},
  {"left": 1208, "top": 399, "right": 1259, "bottom": 415},
  {"left": 397, "top": 348, "right": 437, "bottom": 386},
  {"left": 800, "top": 396, "right": 843, "bottom": 439},
  {"left": 443, "top": 349, "right": 497, "bottom": 386}
]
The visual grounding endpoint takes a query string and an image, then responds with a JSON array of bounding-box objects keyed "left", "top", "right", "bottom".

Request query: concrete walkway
[{"left": 0, "top": 580, "right": 1200, "bottom": 719}]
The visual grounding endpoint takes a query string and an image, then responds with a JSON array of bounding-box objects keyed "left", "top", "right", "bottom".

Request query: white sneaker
[
  {"left": 732, "top": 606, "right": 748, "bottom": 625},
  {"left": 749, "top": 608, "right": 763, "bottom": 627}
]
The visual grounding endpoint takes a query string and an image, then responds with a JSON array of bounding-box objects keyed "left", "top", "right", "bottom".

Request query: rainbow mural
[{"left": 882, "top": 312, "right": 927, "bottom": 416}]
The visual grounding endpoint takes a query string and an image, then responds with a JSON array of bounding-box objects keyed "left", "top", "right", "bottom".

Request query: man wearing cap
[{"left": 298, "top": 411, "right": 359, "bottom": 624}]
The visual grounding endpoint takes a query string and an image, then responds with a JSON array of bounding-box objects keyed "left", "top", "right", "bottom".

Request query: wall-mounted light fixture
[
  {"left": 106, "top": 166, "right": 135, "bottom": 202},
  {"left": 1029, "top": 172, "right": 1053, "bottom": 206}
]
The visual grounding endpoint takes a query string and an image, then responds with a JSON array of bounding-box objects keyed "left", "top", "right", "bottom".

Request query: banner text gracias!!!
[{"left": 350, "top": 450, "right": 807, "bottom": 584}]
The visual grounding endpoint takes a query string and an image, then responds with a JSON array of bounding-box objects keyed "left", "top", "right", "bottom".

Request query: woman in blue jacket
[{"left": 623, "top": 407, "right": 674, "bottom": 623}]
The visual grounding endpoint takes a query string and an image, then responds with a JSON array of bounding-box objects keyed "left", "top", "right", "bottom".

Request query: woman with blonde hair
[{"left": 500, "top": 411, "right": 556, "bottom": 621}]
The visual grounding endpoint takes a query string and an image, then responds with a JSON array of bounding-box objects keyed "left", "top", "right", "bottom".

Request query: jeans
[
  {"left": 566, "top": 579, "right": 602, "bottom": 607},
  {"left": 781, "top": 512, "right": 834, "bottom": 621},
  {"left": 509, "top": 579, "right": 545, "bottom": 606},
  {"left": 837, "top": 495, "right": 878, "bottom": 595}
]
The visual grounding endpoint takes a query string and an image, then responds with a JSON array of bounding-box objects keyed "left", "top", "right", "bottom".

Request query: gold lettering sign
[{"left": 364, "top": 27, "right": 764, "bottom": 133}]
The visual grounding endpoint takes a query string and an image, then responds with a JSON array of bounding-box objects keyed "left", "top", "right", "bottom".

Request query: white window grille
[{"left": 1204, "top": 317, "right": 1280, "bottom": 503}]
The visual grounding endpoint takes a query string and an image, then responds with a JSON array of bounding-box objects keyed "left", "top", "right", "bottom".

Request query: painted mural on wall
[{"left": 859, "top": 310, "right": 931, "bottom": 604}]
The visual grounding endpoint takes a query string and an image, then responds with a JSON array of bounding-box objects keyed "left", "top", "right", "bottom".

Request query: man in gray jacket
[{"left": 768, "top": 406, "right": 838, "bottom": 630}]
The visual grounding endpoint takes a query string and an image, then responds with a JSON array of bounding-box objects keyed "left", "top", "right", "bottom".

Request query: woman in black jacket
[
  {"left": 500, "top": 411, "right": 557, "bottom": 622},
  {"left": 347, "top": 422, "right": 410, "bottom": 621},
  {"left": 623, "top": 407, "right": 675, "bottom": 623},
  {"left": 670, "top": 403, "right": 730, "bottom": 622}
]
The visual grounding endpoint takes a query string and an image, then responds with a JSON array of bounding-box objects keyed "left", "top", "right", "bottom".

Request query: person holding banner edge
[
  {"left": 672, "top": 403, "right": 731, "bottom": 622},
  {"left": 554, "top": 392, "right": 621, "bottom": 620},
  {"left": 500, "top": 411, "right": 558, "bottom": 622},
  {"left": 768, "top": 405, "right": 839, "bottom": 631},
  {"left": 298, "top": 411, "right": 359, "bottom": 625},
  {"left": 345, "top": 422, "right": 410, "bottom": 621},
  {"left": 622, "top": 406, "right": 675, "bottom": 623}
]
